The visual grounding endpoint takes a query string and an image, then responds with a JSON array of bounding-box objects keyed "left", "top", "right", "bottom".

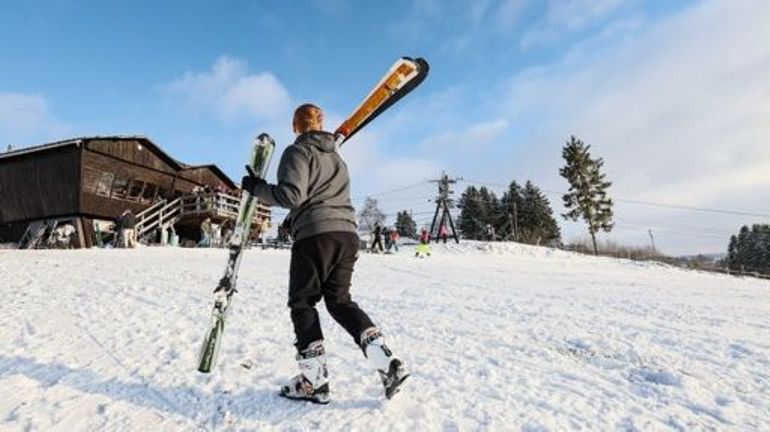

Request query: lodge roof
[
  {"left": 0, "top": 136, "right": 181, "bottom": 168},
  {"left": 0, "top": 136, "right": 235, "bottom": 188},
  {"left": 180, "top": 164, "right": 237, "bottom": 190}
]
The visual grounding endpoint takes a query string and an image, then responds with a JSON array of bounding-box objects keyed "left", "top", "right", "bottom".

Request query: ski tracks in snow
[{"left": 0, "top": 244, "right": 769, "bottom": 430}]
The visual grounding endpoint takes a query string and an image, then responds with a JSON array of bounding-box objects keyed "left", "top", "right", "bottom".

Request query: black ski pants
[
  {"left": 289, "top": 232, "right": 375, "bottom": 352},
  {"left": 371, "top": 236, "right": 383, "bottom": 252}
]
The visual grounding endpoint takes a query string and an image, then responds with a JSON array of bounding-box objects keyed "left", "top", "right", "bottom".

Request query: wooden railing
[
  {"left": 134, "top": 192, "right": 270, "bottom": 242},
  {"left": 179, "top": 192, "right": 271, "bottom": 221},
  {"left": 135, "top": 197, "right": 182, "bottom": 240}
]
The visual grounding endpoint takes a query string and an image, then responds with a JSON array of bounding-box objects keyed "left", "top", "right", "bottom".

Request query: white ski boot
[
  {"left": 361, "top": 327, "right": 409, "bottom": 399},
  {"left": 279, "top": 340, "right": 330, "bottom": 404}
]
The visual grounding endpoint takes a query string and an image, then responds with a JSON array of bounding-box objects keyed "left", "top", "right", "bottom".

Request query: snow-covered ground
[{"left": 1, "top": 242, "right": 768, "bottom": 431}]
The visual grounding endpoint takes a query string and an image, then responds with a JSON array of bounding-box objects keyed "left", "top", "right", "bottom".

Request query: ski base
[
  {"left": 197, "top": 297, "right": 228, "bottom": 373},
  {"left": 195, "top": 133, "right": 275, "bottom": 374}
]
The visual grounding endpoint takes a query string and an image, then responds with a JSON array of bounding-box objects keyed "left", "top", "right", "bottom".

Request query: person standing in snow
[
  {"left": 386, "top": 227, "right": 400, "bottom": 253},
  {"left": 198, "top": 217, "right": 212, "bottom": 247},
  {"left": 439, "top": 222, "right": 449, "bottom": 244},
  {"left": 370, "top": 222, "right": 384, "bottom": 253},
  {"left": 121, "top": 210, "right": 137, "bottom": 248},
  {"left": 382, "top": 225, "right": 391, "bottom": 251},
  {"left": 485, "top": 223, "right": 496, "bottom": 241},
  {"left": 415, "top": 228, "right": 432, "bottom": 258},
  {"left": 113, "top": 213, "right": 124, "bottom": 247},
  {"left": 241, "top": 103, "right": 409, "bottom": 404}
]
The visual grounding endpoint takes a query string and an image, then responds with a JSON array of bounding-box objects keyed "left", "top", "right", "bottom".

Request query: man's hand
[{"left": 241, "top": 173, "right": 266, "bottom": 195}]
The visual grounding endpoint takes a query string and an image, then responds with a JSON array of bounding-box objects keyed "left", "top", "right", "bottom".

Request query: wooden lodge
[{"left": 0, "top": 136, "right": 269, "bottom": 248}]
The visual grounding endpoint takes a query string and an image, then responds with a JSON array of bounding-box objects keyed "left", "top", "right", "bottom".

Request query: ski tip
[
  {"left": 400, "top": 56, "right": 430, "bottom": 75},
  {"left": 415, "top": 58, "right": 430, "bottom": 75},
  {"left": 256, "top": 132, "right": 274, "bottom": 143}
]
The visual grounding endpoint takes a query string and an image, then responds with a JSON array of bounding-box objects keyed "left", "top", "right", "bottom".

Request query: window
[
  {"left": 156, "top": 187, "right": 167, "bottom": 200},
  {"left": 128, "top": 180, "right": 145, "bottom": 201},
  {"left": 111, "top": 177, "right": 129, "bottom": 198},
  {"left": 141, "top": 184, "right": 157, "bottom": 203},
  {"left": 95, "top": 172, "right": 114, "bottom": 196}
]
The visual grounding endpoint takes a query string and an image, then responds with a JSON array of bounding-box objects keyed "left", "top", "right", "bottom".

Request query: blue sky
[{"left": 2, "top": 0, "right": 769, "bottom": 255}]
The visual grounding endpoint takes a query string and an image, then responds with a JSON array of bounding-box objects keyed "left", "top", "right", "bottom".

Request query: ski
[
  {"left": 335, "top": 57, "right": 429, "bottom": 146},
  {"left": 197, "top": 133, "right": 276, "bottom": 373}
]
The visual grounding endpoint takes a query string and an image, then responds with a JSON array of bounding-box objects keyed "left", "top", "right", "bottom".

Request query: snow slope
[{"left": 1, "top": 242, "right": 768, "bottom": 431}]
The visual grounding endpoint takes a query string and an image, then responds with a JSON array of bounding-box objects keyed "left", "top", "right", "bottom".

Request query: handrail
[
  {"left": 180, "top": 192, "right": 271, "bottom": 221},
  {"left": 133, "top": 192, "right": 271, "bottom": 243},
  {"left": 136, "top": 197, "right": 182, "bottom": 239},
  {"left": 136, "top": 198, "right": 166, "bottom": 222}
]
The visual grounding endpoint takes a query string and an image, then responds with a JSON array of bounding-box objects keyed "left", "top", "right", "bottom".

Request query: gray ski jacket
[{"left": 252, "top": 131, "right": 357, "bottom": 242}]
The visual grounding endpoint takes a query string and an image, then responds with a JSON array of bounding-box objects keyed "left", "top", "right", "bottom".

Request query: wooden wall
[
  {"left": 0, "top": 146, "right": 80, "bottom": 223},
  {"left": 85, "top": 139, "right": 177, "bottom": 174},
  {"left": 80, "top": 149, "right": 178, "bottom": 218},
  {"left": 79, "top": 141, "right": 211, "bottom": 220},
  {"left": 178, "top": 166, "right": 235, "bottom": 192}
]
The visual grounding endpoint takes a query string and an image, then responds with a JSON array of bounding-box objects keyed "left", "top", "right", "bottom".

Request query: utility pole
[{"left": 428, "top": 171, "right": 461, "bottom": 243}]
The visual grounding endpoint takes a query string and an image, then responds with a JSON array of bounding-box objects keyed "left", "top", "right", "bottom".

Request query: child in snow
[
  {"left": 242, "top": 103, "right": 409, "bottom": 404},
  {"left": 386, "top": 227, "right": 400, "bottom": 253},
  {"left": 415, "top": 228, "right": 432, "bottom": 258}
]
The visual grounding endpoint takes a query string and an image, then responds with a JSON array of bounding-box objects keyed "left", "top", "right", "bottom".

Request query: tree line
[
  {"left": 456, "top": 181, "right": 561, "bottom": 245},
  {"left": 727, "top": 224, "right": 770, "bottom": 275},
  {"left": 455, "top": 135, "right": 614, "bottom": 250}
]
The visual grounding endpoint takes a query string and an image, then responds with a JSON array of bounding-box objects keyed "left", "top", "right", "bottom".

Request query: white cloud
[
  {"left": 520, "top": 0, "right": 631, "bottom": 47},
  {"left": 420, "top": 118, "right": 509, "bottom": 156},
  {"left": 0, "top": 92, "right": 70, "bottom": 146},
  {"left": 164, "top": 56, "right": 291, "bottom": 123},
  {"left": 496, "top": 0, "right": 770, "bottom": 253}
]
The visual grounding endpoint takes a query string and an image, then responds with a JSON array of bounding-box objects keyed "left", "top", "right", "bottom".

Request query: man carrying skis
[{"left": 241, "top": 103, "right": 409, "bottom": 404}]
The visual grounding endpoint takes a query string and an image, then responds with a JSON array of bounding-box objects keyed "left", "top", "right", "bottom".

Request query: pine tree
[
  {"left": 498, "top": 181, "right": 523, "bottom": 241},
  {"left": 726, "top": 224, "right": 770, "bottom": 275},
  {"left": 478, "top": 187, "right": 499, "bottom": 240},
  {"left": 519, "top": 181, "right": 561, "bottom": 246},
  {"left": 749, "top": 225, "right": 770, "bottom": 274},
  {"left": 395, "top": 210, "right": 417, "bottom": 239},
  {"left": 357, "top": 197, "right": 386, "bottom": 234},
  {"left": 735, "top": 225, "right": 751, "bottom": 272},
  {"left": 727, "top": 235, "right": 738, "bottom": 269},
  {"left": 457, "top": 186, "right": 484, "bottom": 240},
  {"left": 559, "top": 135, "right": 614, "bottom": 254}
]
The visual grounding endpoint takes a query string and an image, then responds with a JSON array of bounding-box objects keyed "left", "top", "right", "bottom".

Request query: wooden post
[{"left": 75, "top": 217, "right": 86, "bottom": 249}]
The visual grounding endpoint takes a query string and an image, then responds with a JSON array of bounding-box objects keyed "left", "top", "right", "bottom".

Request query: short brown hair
[{"left": 293, "top": 104, "right": 324, "bottom": 134}]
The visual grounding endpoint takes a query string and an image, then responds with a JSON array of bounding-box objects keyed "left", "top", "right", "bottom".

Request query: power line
[
  {"left": 611, "top": 197, "right": 770, "bottom": 219},
  {"left": 458, "top": 178, "right": 770, "bottom": 219},
  {"left": 351, "top": 181, "right": 431, "bottom": 200}
]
